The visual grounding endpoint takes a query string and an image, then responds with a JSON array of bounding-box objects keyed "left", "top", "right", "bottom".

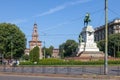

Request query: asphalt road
[{"left": 0, "top": 74, "right": 90, "bottom": 80}]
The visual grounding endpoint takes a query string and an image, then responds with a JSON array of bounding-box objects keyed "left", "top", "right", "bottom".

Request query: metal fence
[{"left": 0, "top": 65, "right": 120, "bottom": 76}]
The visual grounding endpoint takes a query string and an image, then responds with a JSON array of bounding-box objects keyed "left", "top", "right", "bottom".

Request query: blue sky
[{"left": 0, "top": 0, "right": 119, "bottom": 48}]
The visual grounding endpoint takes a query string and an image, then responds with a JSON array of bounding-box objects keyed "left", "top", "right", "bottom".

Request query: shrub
[
  {"left": 20, "top": 61, "right": 33, "bottom": 65},
  {"left": 20, "top": 58, "right": 120, "bottom": 65},
  {"left": 29, "top": 46, "right": 39, "bottom": 63},
  {"left": 116, "top": 51, "right": 120, "bottom": 58},
  {"left": 21, "top": 54, "right": 29, "bottom": 60}
]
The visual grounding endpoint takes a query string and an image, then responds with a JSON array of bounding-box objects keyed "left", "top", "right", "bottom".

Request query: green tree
[
  {"left": 0, "top": 23, "right": 26, "bottom": 59},
  {"left": 21, "top": 54, "right": 29, "bottom": 60},
  {"left": 42, "top": 45, "right": 54, "bottom": 58},
  {"left": 59, "top": 40, "right": 78, "bottom": 57},
  {"left": 97, "top": 40, "right": 105, "bottom": 52},
  {"left": 29, "top": 46, "right": 39, "bottom": 63},
  {"left": 97, "top": 33, "right": 120, "bottom": 57},
  {"left": 108, "top": 33, "right": 120, "bottom": 57},
  {"left": 59, "top": 43, "right": 65, "bottom": 58},
  {"left": 49, "top": 46, "right": 54, "bottom": 53},
  {"left": 45, "top": 48, "right": 51, "bottom": 58},
  {"left": 116, "top": 51, "right": 120, "bottom": 58}
]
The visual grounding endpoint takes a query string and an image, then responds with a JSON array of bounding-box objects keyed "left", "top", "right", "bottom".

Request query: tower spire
[{"left": 32, "top": 23, "right": 39, "bottom": 41}]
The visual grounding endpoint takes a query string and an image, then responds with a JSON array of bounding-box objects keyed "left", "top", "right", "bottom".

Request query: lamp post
[
  {"left": 10, "top": 36, "right": 13, "bottom": 60},
  {"left": 43, "top": 41, "right": 45, "bottom": 59},
  {"left": 104, "top": 0, "right": 108, "bottom": 75}
]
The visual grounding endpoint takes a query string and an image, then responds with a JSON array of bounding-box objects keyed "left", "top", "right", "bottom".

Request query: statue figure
[
  {"left": 78, "top": 34, "right": 83, "bottom": 44},
  {"left": 84, "top": 13, "right": 91, "bottom": 26}
]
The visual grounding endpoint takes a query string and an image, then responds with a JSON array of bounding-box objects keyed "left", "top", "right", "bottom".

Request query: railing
[{"left": 0, "top": 65, "right": 120, "bottom": 76}]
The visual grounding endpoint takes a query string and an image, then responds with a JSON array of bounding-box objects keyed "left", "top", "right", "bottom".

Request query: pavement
[{"left": 0, "top": 72, "right": 120, "bottom": 80}]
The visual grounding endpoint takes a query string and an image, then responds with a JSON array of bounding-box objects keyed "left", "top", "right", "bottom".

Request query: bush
[
  {"left": 108, "top": 60, "right": 120, "bottom": 64},
  {"left": 20, "top": 58, "right": 120, "bottom": 65},
  {"left": 20, "top": 61, "right": 33, "bottom": 65},
  {"left": 21, "top": 54, "right": 29, "bottom": 60},
  {"left": 29, "top": 46, "right": 39, "bottom": 63},
  {"left": 39, "top": 58, "right": 66, "bottom": 65},
  {"left": 116, "top": 51, "right": 120, "bottom": 58}
]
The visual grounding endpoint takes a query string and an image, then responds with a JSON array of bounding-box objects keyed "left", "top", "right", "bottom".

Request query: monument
[{"left": 76, "top": 13, "right": 104, "bottom": 58}]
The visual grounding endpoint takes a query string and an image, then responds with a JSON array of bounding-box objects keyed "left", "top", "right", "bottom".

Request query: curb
[{"left": 0, "top": 72, "right": 120, "bottom": 79}]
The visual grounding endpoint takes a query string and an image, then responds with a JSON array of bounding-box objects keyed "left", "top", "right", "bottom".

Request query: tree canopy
[
  {"left": 97, "top": 40, "right": 105, "bottom": 52},
  {"left": 108, "top": 33, "right": 120, "bottom": 57},
  {"left": 0, "top": 23, "right": 26, "bottom": 59},
  {"left": 97, "top": 33, "right": 120, "bottom": 57},
  {"left": 42, "top": 45, "right": 54, "bottom": 58},
  {"left": 59, "top": 39, "right": 78, "bottom": 57},
  {"left": 29, "top": 46, "right": 39, "bottom": 63}
]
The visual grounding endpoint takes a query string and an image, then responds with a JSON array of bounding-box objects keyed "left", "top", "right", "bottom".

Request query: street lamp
[
  {"left": 10, "top": 36, "right": 13, "bottom": 60},
  {"left": 104, "top": 0, "right": 108, "bottom": 75},
  {"left": 43, "top": 41, "right": 45, "bottom": 59}
]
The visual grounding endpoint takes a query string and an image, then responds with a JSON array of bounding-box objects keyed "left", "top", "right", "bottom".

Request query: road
[{"left": 0, "top": 74, "right": 91, "bottom": 80}]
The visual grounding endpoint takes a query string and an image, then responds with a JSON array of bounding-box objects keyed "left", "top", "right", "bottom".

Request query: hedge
[{"left": 20, "top": 58, "right": 120, "bottom": 65}]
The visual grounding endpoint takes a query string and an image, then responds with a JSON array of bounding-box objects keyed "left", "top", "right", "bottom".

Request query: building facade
[
  {"left": 94, "top": 19, "right": 120, "bottom": 41},
  {"left": 25, "top": 23, "right": 43, "bottom": 59},
  {"left": 52, "top": 49, "right": 60, "bottom": 58}
]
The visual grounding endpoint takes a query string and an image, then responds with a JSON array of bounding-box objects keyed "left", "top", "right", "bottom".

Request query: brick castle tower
[{"left": 25, "top": 23, "right": 43, "bottom": 59}]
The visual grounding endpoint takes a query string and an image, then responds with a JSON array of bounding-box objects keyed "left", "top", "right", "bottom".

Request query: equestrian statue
[{"left": 84, "top": 13, "right": 91, "bottom": 26}]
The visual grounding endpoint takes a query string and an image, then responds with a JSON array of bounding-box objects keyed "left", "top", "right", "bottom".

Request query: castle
[{"left": 24, "top": 23, "right": 43, "bottom": 59}]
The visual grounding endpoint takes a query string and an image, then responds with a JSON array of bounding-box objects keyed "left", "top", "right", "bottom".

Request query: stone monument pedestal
[
  {"left": 77, "top": 51, "right": 104, "bottom": 58},
  {"left": 76, "top": 25, "right": 104, "bottom": 59}
]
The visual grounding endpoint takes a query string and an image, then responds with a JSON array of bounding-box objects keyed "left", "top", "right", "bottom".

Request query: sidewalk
[{"left": 0, "top": 72, "right": 120, "bottom": 80}]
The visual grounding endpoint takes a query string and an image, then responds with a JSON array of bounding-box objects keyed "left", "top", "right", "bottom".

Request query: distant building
[
  {"left": 52, "top": 49, "right": 60, "bottom": 58},
  {"left": 25, "top": 23, "right": 43, "bottom": 59},
  {"left": 95, "top": 18, "right": 120, "bottom": 41}
]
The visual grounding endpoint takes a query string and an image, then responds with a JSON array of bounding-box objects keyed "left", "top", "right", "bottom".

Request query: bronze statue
[
  {"left": 84, "top": 13, "right": 91, "bottom": 26},
  {"left": 78, "top": 34, "right": 83, "bottom": 44}
]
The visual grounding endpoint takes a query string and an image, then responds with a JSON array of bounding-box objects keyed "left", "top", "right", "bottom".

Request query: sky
[{"left": 0, "top": 0, "right": 120, "bottom": 48}]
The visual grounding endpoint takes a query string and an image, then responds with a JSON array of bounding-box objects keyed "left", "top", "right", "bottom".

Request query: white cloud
[
  {"left": 6, "top": 0, "right": 91, "bottom": 24},
  {"left": 38, "top": 5, "right": 65, "bottom": 17},
  {"left": 8, "top": 19, "right": 27, "bottom": 24},
  {"left": 35, "top": 0, "right": 91, "bottom": 17}
]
